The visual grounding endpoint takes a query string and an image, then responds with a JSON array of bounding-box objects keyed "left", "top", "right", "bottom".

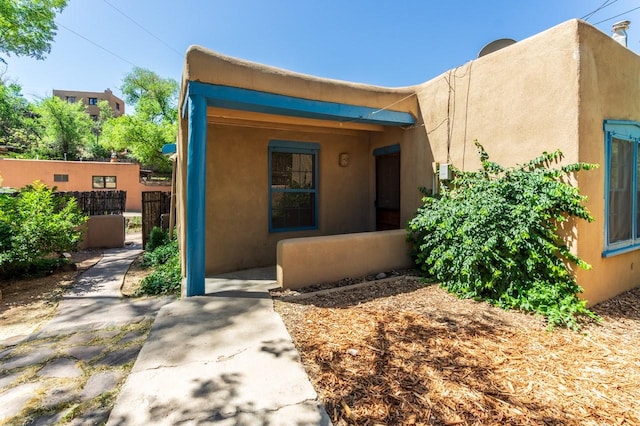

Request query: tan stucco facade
[
  {"left": 0, "top": 158, "right": 170, "bottom": 211},
  {"left": 52, "top": 88, "right": 124, "bottom": 117},
  {"left": 178, "top": 19, "right": 640, "bottom": 304}
]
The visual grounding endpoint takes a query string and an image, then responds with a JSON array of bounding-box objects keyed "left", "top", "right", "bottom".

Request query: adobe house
[
  {"left": 0, "top": 158, "right": 170, "bottom": 211},
  {"left": 177, "top": 19, "right": 640, "bottom": 306}
]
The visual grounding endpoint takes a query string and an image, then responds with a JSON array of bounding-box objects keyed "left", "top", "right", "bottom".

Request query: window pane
[
  {"left": 92, "top": 176, "right": 104, "bottom": 188},
  {"left": 291, "top": 154, "right": 314, "bottom": 189},
  {"left": 105, "top": 176, "right": 117, "bottom": 189},
  {"left": 271, "top": 152, "right": 315, "bottom": 189},
  {"left": 271, "top": 152, "right": 292, "bottom": 187},
  {"left": 609, "top": 138, "right": 633, "bottom": 244},
  {"left": 271, "top": 192, "right": 315, "bottom": 229}
]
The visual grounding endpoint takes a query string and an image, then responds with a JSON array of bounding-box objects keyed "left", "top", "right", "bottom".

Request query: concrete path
[
  {"left": 108, "top": 268, "right": 332, "bottom": 425},
  {"left": 0, "top": 234, "right": 172, "bottom": 425}
]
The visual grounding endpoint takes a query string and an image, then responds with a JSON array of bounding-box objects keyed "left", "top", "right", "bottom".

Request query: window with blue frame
[
  {"left": 268, "top": 140, "right": 319, "bottom": 232},
  {"left": 604, "top": 120, "right": 640, "bottom": 256}
]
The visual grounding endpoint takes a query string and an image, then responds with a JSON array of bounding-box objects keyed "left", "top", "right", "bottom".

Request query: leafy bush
[
  {"left": 146, "top": 226, "right": 168, "bottom": 252},
  {"left": 0, "top": 182, "right": 87, "bottom": 278},
  {"left": 407, "top": 142, "right": 599, "bottom": 330},
  {"left": 137, "top": 239, "right": 181, "bottom": 296},
  {"left": 143, "top": 238, "right": 177, "bottom": 267}
]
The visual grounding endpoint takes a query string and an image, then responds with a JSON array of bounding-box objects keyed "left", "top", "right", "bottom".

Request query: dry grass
[{"left": 274, "top": 277, "right": 640, "bottom": 425}]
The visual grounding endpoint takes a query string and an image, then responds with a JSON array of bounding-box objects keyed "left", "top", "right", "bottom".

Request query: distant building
[{"left": 53, "top": 88, "right": 125, "bottom": 119}]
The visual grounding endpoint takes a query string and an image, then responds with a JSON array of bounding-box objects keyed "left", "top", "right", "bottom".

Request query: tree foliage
[
  {"left": 120, "top": 67, "right": 178, "bottom": 124},
  {"left": 0, "top": 79, "right": 39, "bottom": 150},
  {"left": 101, "top": 115, "right": 174, "bottom": 172},
  {"left": 0, "top": 181, "right": 87, "bottom": 278},
  {"left": 33, "top": 96, "right": 94, "bottom": 160},
  {"left": 0, "top": 0, "right": 68, "bottom": 63},
  {"left": 100, "top": 68, "right": 178, "bottom": 171},
  {"left": 407, "top": 141, "right": 599, "bottom": 330}
]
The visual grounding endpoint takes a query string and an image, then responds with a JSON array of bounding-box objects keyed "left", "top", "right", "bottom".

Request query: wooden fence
[
  {"left": 56, "top": 191, "right": 126, "bottom": 215},
  {"left": 142, "top": 191, "right": 171, "bottom": 247}
]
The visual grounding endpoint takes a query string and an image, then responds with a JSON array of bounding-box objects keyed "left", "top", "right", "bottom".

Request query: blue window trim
[
  {"left": 603, "top": 120, "right": 640, "bottom": 257},
  {"left": 268, "top": 140, "right": 319, "bottom": 233},
  {"left": 373, "top": 144, "right": 400, "bottom": 156}
]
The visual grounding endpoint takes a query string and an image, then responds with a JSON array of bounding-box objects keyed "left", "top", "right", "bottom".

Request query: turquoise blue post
[{"left": 185, "top": 94, "right": 207, "bottom": 296}]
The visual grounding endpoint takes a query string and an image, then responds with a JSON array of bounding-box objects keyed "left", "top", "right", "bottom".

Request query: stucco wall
[
  {"left": 204, "top": 123, "right": 372, "bottom": 274},
  {"left": 573, "top": 21, "right": 640, "bottom": 305},
  {"left": 79, "top": 215, "right": 125, "bottom": 249},
  {"left": 414, "top": 20, "right": 581, "bottom": 172},
  {"left": 277, "top": 230, "right": 412, "bottom": 289},
  {"left": 52, "top": 89, "right": 125, "bottom": 117},
  {"left": 0, "top": 158, "right": 170, "bottom": 211},
  {"left": 408, "top": 19, "right": 640, "bottom": 305}
]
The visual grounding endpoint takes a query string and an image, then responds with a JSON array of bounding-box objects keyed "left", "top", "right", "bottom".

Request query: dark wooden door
[{"left": 375, "top": 153, "right": 400, "bottom": 230}]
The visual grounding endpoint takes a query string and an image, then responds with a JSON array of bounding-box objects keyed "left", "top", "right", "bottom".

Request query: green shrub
[
  {"left": 407, "top": 142, "right": 599, "bottom": 330},
  {"left": 137, "top": 239, "right": 181, "bottom": 296},
  {"left": 146, "top": 226, "right": 168, "bottom": 252},
  {"left": 143, "top": 239, "right": 177, "bottom": 267},
  {"left": 0, "top": 182, "right": 87, "bottom": 278}
]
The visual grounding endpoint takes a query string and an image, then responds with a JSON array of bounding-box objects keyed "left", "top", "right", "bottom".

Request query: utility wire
[
  {"left": 593, "top": 5, "right": 640, "bottom": 25},
  {"left": 102, "top": 0, "right": 183, "bottom": 58},
  {"left": 581, "top": 0, "right": 618, "bottom": 21},
  {"left": 56, "top": 22, "right": 141, "bottom": 68}
]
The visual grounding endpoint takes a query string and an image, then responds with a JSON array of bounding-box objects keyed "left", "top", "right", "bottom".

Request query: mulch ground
[{"left": 274, "top": 276, "right": 640, "bottom": 425}]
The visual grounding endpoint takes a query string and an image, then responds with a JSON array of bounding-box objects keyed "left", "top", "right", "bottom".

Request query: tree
[
  {"left": 0, "top": 79, "right": 39, "bottom": 151},
  {"left": 100, "top": 68, "right": 178, "bottom": 171},
  {"left": 85, "top": 99, "right": 114, "bottom": 159},
  {"left": 33, "top": 96, "right": 93, "bottom": 160},
  {"left": 0, "top": 0, "right": 68, "bottom": 64},
  {"left": 101, "top": 115, "right": 174, "bottom": 172},
  {"left": 121, "top": 67, "right": 178, "bottom": 124}
]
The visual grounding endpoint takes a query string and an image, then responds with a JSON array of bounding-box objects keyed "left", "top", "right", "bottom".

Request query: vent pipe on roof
[{"left": 612, "top": 20, "right": 630, "bottom": 47}]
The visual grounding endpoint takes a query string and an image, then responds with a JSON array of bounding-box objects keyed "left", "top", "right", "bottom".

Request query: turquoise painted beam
[
  {"left": 185, "top": 94, "right": 207, "bottom": 297},
  {"left": 162, "top": 143, "right": 176, "bottom": 155},
  {"left": 187, "top": 81, "right": 415, "bottom": 127}
]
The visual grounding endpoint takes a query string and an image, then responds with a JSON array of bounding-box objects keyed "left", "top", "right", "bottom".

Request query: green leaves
[
  {"left": 0, "top": 0, "right": 68, "bottom": 62},
  {"left": 98, "top": 67, "right": 178, "bottom": 172},
  {"left": 137, "top": 237, "right": 181, "bottom": 296},
  {"left": 407, "top": 142, "right": 599, "bottom": 330},
  {"left": 33, "top": 96, "right": 94, "bottom": 160},
  {"left": 0, "top": 181, "right": 87, "bottom": 277}
]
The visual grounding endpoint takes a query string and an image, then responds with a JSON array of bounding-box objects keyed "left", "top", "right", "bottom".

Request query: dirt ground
[
  {"left": 120, "top": 253, "right": 147, "bottom": 297},
  {"left": 274, "top": 276, "right": 640, "bottom": 425},
  {"left": 0, "top": 252, "right": 103, "bottom": 341},
  {"left": 0, "top": 248, "right": 150, "bottom": 342}
]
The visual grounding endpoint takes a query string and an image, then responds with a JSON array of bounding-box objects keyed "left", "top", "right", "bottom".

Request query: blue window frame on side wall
[
  {"left": 603, "top": 120, "right": 640, "bottom": 257},
  {"left": 268, "top": 140, "right": 319, "bottom": 232}
]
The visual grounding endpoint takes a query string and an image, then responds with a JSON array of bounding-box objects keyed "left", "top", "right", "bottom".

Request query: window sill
[{"left": 602, "top": 244, "right": 640, "bottom": 258}]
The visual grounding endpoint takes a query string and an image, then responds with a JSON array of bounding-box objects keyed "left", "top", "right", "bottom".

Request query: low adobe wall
[
  {"left": 79, "top": 215, "right": 125, "bottom": 249},
  {"left": 277, "top": 230, "right": 413, "bottom": 290}
]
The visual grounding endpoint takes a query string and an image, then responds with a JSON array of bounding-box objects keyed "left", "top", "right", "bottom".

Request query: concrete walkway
[{"left": 108, "top": 268, "right": 331, "bottom": 425}]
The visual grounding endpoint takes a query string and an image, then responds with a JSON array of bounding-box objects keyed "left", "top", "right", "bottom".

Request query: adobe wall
[
  {"left": 410, "top": 19, "right": 640, "bottom": 306},
  {"left": 79, "top": 215, "right": 125, "bottom": 249},
  {"left": 203, "top": 123, "right": 372, "bottom": 274},
  {"left": 574, "top": 21, "right": 640, "bottom": 305},
  {"left": 0, "top": 158, "right": 170, "bottom": 211},
  {"left": 277, "top": 230, "right": 412, "bottom": 289}
]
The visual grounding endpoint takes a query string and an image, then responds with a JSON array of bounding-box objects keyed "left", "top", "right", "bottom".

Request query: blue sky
[{"left": 3, "top": 0, "right": 640, "bottom": 104}]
